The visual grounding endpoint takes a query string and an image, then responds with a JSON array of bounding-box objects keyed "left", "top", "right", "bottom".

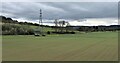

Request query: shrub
[{"left": 47, "top": 31, "right": 51, "bottom": 34}]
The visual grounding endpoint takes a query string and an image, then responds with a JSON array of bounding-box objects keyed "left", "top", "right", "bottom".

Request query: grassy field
[{"left": 2, "top": 32, "right": 118, "bottom": 61}]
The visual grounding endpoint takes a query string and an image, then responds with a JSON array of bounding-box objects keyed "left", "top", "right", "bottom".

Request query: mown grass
[{"left": 2, "top": 32, "right": 118, "bottom": 61}]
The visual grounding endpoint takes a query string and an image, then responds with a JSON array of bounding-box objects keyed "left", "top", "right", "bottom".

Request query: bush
[
  {"left": 71, "top": 32, "right": 75, "bottom": 34},
  {"left": 47, "top": 31, "right": 51, "bottom": 34}
]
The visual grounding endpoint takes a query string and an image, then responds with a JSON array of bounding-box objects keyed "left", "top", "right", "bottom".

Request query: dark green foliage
[
  {"left": 77, "top": 25, "right": 120, "bottom": 32},
  {"left": 42, "top": 34, "right": 46, "bottom": 36},
  {"left": 1, "top": 16, "right": 120, "bottom": 35},
  {"left": 2, "top": 24, "right": 34, "bottom": 35},
  {"left": 47, "top": 31, "right": 51, "bottom": 34},
  {"left": 71, "top": 31, "right": 75, "bottom": 34}
]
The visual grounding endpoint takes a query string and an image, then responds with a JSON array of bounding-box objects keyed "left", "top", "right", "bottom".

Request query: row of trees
[
  {"left": 1, "top": 16, "right": 50, "bottom": 27},
  {"left": 76, "top": 25, "right": 120, "bottom": 32},
  {"left": 1, "top": 16, "right": 35, "bottom": 35},
  {"left": 2, "top": 24, "right": 34, "bottom": 35},
  {"left": 1, "top": 16, "right": 38, "bottom": 26},
  {"left": 1, "top": 16, "right": 120, "bottom": 35},
  {"left": 1, "top": 16, "right": 51, "bottom": 35}
]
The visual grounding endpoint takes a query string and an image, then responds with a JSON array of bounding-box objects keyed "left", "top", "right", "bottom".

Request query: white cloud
[
  {"left": 69, "top": 18, "right": 118, "bottom": 26},
  {"left": 13, "top": 18, "right": 118, "bottom": 26}
]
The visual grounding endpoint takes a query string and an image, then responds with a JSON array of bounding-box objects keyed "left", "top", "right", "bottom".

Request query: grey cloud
[{"left": 1, "top": 2, "right": 118, "bottom": 21}]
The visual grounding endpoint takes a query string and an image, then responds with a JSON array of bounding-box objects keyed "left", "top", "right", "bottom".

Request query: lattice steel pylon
[
  {"left": 39, "top": 9, "right": 42, "bottom": 26},
  {"left": 39, "top": 9, "right": 46, "bottom": 36},
  {"left": 39, "top": 9, "right": 43, "bottom": 35}
]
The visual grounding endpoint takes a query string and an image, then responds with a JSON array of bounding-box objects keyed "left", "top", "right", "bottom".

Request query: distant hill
[
  {"left": 0, "top": 16, "right": 53, "bottom": 35},
  {"left": 1, "top": 16, "right": 120, "bottom": 35}
]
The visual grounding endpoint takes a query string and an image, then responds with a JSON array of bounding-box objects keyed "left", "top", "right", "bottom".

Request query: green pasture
[{"left": 2, "top": 32, "right": 118, "bottom": 61}]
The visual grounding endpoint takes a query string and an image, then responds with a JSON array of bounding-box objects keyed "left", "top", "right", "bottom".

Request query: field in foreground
[{"left": 2, "top": 32, "right": 118, "bottom": 61}]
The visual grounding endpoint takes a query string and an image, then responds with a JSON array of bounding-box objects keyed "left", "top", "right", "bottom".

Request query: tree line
[
  {"left": 1, "top": 16, "right": 35, "bottom": 35},
  {"left": 69, "top": 25, "right": 120, "bottom": 33},
  {"left": 1, "top": 16, "right": 39, "bottom": 26},
  {"left": 2, "top": 24, "right": 34, "bottom": 35},
  {"left": 1, "top": 16, "right": 120, "bottom": 35}
]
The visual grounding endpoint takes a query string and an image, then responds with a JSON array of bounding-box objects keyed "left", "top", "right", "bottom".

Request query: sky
[
  {"left": 1, "top": 0, "right": 119, "bottom": 2},
  {"left": 1, "top": 2, "right": 119, "bottom": 26}
]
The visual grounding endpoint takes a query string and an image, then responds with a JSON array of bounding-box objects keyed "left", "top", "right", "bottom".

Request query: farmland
[{"left": 2, "top": 32, "right": 118, "bottom": 61}]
